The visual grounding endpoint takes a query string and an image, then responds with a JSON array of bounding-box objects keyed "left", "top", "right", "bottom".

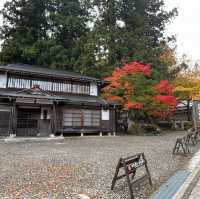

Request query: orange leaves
[
  {"left": 104, "top": 67, "right": 126, "bottom": 83},
  {"left": 123, "top": 62, "right": 152, "bottom": 77},
  {"left": 123, "top": 81, "right": 134, "bottom": 95},
  {"left": 106, "top": 96, "right": 123, "bottom": 102},
  {"left": 124, "top": 101, "right": 143, "bottom": 110}
]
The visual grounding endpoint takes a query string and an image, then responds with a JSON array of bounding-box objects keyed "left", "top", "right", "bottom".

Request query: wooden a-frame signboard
[{"left": 111, "top": 153, "right": 152, "bottom": 199}]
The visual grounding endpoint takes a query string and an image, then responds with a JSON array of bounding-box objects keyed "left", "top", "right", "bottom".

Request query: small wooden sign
[
  {"left": 111, "top": 153, "right": 152, "bottom": 199},
  {"left": 173, "top": 137, "right": 190, "bottom": 155}
]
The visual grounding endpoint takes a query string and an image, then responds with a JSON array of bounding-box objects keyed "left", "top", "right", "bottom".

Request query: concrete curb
[
  {"left": 173, "top": 166, "right": 200, "bottom": 199},
  {"left": 3, "top": 136, "right": 64, "bottom": 143}
]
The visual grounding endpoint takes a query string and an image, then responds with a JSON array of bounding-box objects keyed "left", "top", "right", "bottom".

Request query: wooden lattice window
[
  {"left": 63, "top": 109, "right": 82, "bottom": 127},
  {"left": 63, "top": 109, "right": 100, "bottom": 127},
  {"left": 83, "top": 110, "right": 100, "bottom": 127},
  {"left": 17, "top": 109, "right": 39, "bottom": 129}
]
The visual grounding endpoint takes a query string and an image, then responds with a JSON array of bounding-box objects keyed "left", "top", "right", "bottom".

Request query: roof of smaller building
[{"left": 0, "top": 64, "right": 102, "bottom": 83}]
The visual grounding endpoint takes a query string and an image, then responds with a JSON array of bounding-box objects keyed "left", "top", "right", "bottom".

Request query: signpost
[{"left": 111, "top": 153, "right": 152, "bottom": 199}]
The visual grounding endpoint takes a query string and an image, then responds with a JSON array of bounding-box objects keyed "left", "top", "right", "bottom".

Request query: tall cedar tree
[
  {"left": 0, "top": 0, "right": 48, "bottom": 64},
  {"left": 0, "top": 0, "right": 89, "bottom": 70},
  {"left": 90, "top": 0, "right": 177, "bottom": 79}
]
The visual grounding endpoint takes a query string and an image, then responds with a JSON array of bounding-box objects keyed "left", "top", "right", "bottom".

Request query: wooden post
[
  {"left": 142, "top": 153, "right": 153, "bottom": 186},
  {"left": 12, "top": 100, "right": 17, "bottom": 136},
  {"left": 8, "top": 100, "right": 13, "bottom": 137},
  {"left": 51, "top": 101, "right": 57, "bottom": 136},
  {"left": 111, "top": 158, "right": 122, "bottom": 190}
]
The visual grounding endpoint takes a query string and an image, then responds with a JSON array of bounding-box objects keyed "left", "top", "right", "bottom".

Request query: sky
[
  {"left": 0, "top": 0, "right": 199, "bottom": 62},
  {"left": 165, "top": 0, "right": 200, "bottom": 62}
]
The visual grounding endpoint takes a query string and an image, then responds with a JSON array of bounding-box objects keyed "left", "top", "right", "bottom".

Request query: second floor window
[{"left": 7, "top": 76, "right": 90, "bottom": 95}]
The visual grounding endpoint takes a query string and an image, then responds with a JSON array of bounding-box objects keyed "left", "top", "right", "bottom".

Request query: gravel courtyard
[{"left": 0, "top": 133, "right": 199, "bottom": 199}]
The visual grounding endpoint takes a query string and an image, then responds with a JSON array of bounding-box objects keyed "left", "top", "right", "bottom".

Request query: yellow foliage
[{"left": 173, "top": 73, "right": 200, "bottom": 100}]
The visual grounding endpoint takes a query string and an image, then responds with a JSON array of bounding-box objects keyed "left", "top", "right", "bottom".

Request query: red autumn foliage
[
  {"left": 151, "top": 111, "right": 170, "bottom": 119},
  {"left": 104, "top": 61, "right": 152, "bottom": 82},
  {"left": 106, "top": 96, "right": 123, "bottom": 102},
  {"left": 124, "top": 101, "right": 143, "bottom": 110},
  {"left": 154, "top": 95, "right": 177, "bottom": 109},
  {"left": 103, "top": 61, "right": 177, "bottom": 119},
  {"left": 155, "top": 80, "right": 173, "bottom": 95},
  {"left": 123, "top": 62, "right": 152, "bottom": 76}
]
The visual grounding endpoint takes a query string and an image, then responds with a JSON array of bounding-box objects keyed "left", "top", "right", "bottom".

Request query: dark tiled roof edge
[{"left": 0, "top": 64, "right": 103, "bottom": 83}]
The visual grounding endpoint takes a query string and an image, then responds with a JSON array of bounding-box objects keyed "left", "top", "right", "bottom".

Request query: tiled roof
[
  {"left": 0, "top": 90, "right": 117, "bottom": 106},
  {"left": 0, "top": 64, "right": 101, "bottom": 83}
]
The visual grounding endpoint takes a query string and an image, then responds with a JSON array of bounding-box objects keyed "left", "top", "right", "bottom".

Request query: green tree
[
  {"left": 90, "top": 0, "right": 178, "bottom": 78},
  {"left": 0, "top": 0, "right": 178, "bottom": 78},
  {"left": 0, "top": 0, "right": 89, "bottom": 70},
  {"left": 0, "top": 0, "right": 48, "bottom": 64}
]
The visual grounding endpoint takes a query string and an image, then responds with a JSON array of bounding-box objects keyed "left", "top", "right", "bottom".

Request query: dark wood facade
[{"left": 0, "top": 64, "right": 117, "bottom": 137}]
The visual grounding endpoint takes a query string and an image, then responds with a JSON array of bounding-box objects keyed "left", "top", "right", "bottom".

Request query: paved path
[
  {"left": 0, "top": 133, "right": 193, "bottom": 199},
  {"left": 187, "top": 149, "right": 200, "bottom": 199},
  {"left": 169, "top": 143, "right": 200, "bottom": 199},
  {"left": 189, "top": 179, "right": 200, "bottom": 199}
]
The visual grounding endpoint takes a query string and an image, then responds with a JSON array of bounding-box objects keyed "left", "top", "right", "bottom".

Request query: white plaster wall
[
  {"left": 0, "top": 73, "right": 7, "bottom": 88},
  {"left": 90, "top": 82, "right": 98, "bottom": 96}
]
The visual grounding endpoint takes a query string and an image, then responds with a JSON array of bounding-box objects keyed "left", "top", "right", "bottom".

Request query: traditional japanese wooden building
[{"left": 0, "top": 64, "right": 117, "bottom": 137}]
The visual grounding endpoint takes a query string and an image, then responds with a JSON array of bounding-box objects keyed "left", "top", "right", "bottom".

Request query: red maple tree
[{"left": 103, "top": 61, "right": 177, "bottom": 119}]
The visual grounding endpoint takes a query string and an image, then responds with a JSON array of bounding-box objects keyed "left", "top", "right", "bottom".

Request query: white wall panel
[
  {"left": 90, "top": 82, "right": 98, "bottom": 96},
  {"left": 0, "top": 74, "right": 7, "bottom": 88}
]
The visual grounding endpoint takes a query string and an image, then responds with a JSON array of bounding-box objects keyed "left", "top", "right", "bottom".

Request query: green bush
[{"left": 143, "top": 124, "right": 161, "bottom": 135}]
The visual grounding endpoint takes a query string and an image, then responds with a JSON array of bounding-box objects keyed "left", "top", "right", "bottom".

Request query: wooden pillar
[
  {"left": 9, "top": 99, "right": 17, "bottom": 137},
  {"left": 51, "top": 102, "right": 57, "bottom": 136},
  {"left": 13, "top": 100, "right": 17, "bottom": 136},
  {"left": 113, "top": 105, "right": 117, "bottom": 135},
  {"left": 100, "top": 105, "right": 103, "bottom": 135},
  {"left": 54, "top": 102, "right": 57, "bottom": 132},
  {"left": 8, "top": 102, "right": 13, "bottom": 136}
]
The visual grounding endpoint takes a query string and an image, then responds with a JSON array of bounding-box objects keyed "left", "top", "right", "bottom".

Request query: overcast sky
[{"left": 0, "top": 0, "right": 199, "bottom": 62}]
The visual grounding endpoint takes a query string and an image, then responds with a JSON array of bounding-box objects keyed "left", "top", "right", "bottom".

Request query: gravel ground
[{"left": 0, "top": 132, "right": 199, "bottom": 199}]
